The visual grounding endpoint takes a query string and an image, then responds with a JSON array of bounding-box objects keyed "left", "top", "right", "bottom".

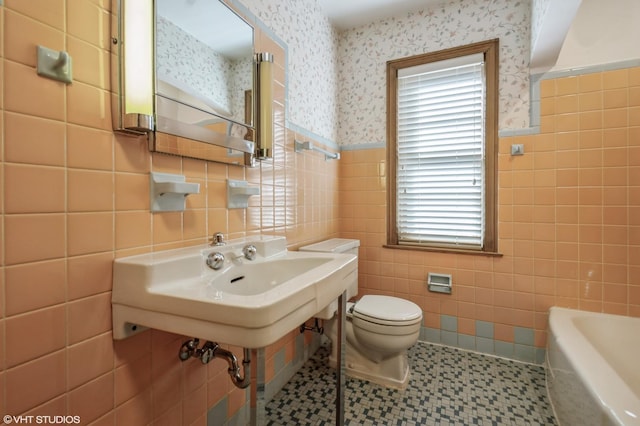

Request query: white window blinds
[{"left": 396, "top": 53, "right": 485, "bottom": 249}]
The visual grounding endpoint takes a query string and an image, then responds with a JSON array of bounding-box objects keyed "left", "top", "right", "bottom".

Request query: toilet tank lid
[{"left": 298, "top": 238, "right": 360, "bottom": 253}]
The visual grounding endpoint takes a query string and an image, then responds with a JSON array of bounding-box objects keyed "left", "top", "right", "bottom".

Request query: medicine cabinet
[{"left": 112, "top": 0, "right": 274, "bottom": 166}]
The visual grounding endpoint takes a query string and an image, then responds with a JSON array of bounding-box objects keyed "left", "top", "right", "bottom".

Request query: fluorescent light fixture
[
  {"left": 113, "top": 0, "right": 154, "bottom": 134},
  {"left": 255, "top": 52, "right": 274, "bottom": 159}
]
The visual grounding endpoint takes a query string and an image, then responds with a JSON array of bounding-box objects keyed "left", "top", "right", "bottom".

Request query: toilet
[{"left": 299, "top": 239, "right": 423, "bottom": 390}]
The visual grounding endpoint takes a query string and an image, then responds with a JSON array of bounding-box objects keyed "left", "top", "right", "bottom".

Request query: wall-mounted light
[
  {"left": 255, "top": 52, "right": 274, "bottom": 159},
  {"left": 113, "top": 0, "right": 154, "bottom": 134}
]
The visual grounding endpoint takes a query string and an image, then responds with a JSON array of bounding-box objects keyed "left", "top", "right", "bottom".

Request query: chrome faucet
[{"left": 210, "top": 232, "right": 225, "bottom": 246}]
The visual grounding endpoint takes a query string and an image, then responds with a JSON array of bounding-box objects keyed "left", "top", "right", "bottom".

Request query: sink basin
[
  {"left": 112, "top": 236, "right": 358, "bottom": 348},
  {"left": 207, "top": 257, "right": 332, "bottom": 296}
]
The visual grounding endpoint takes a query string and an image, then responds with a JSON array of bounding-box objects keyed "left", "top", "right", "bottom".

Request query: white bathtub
[{"left": 546, "top": 307, "right": 640, "bottom": 426}]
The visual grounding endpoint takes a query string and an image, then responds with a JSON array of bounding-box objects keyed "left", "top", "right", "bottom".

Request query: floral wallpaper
[
  {"left": 337, "top": 0, "right": 531, "bottom": 146},
  {"left": 156, "top": 16, "right": 253, "bottom": 123},
  {"left": 234, "top": 0, "right": 340, "bottom": 142},
  {"left": 236, "top": 0, "right": 531, "bottom": 147}
]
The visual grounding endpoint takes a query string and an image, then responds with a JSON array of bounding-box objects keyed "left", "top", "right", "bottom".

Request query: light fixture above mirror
[{"left": 111, "top": 0, "right": 274, "bottom": 166}]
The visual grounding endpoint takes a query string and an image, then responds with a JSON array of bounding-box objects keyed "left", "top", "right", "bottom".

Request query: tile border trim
[{"left": 420, "top": 315, "right": 546, "bottom": 365}]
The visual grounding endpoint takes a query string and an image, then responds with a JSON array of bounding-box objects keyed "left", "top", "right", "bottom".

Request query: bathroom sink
[{"left": 112, "top": 236, "right": 357, "bottom": 348}]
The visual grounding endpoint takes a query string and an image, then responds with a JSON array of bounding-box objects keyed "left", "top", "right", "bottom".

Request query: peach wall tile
[
  {"left": 67, "top": 212, "right": 114, "bottom": 256},
  {"left": 4, "top": 112, "right": 66, "bottom": 166},
  {"left": 67, "top": 36, "right": 109, "bottom": 89},
  {"left": 153, "top": 403, "right": 182, "bottom": 426},
  {"left": 4, "top": 10, "right": 65, "bottom": 68},
  {"left": 4, "top": 214, "right": 65, "bottom": 265},
  {"left": 67, "top": 125, "right": 114, "bottom": 170},
  {"left": 113, "top": 330, "right": 151, "bottom": 369},
  {"left": 68, "top": 372, "right": 114, "bottom": 424},
  {"left": 5, "top": 306, "right": 65, "bottom": 368},
  {"left": 580, "top": 130, "right": 603, "bottom": 149},
  {"left": 227, "top": 388, "right": 247, "bottom": 419},
  {"left": 556, "top": 76, "right": 579, "bottom": 95},
  {"left": 115, "top": 173, "right": 150, "bottom": 211},
  {"left": 5, "top": 0, "right": 65, "bottom": 30},
  {"left": 5, "top": 259, "right": 65, "bottom": 315},
  {"left": 578, "top": 73, "right": 602, "bottom": 93},
  {"left": 628, "top": 106, "right": 640, "bottom": 126},
  {"left": 579, "top": 111, "right": 603, "bottom": 130},
  {"left": 539, "top": 79, "right": 555, "bottom": 98},
  {"left": 603, "top": 69, "right": 629, "bottom": 90},
  {"left": 66, "top": 0, "right": 110, "bottom": 49},
  {"left": 4, "top": 60, "right": 65, "bottom": 121},
  {"left": 579, "top": 92, "right": 603, "bottom": 112},
  {"left": 67, "top": 331, "right": 114, "bottom": 390},
  {"left": 604, "top": 108, "right": 628, "bottom": 128},
  {"left": 604, "top": 226, "right": 628, "bottom": 246},
  {"left": 115, "top": 354, "right": 153, "bottom": 406},
  {"left": 631, "top": 87, "right": 640, "bottom": 106},
  {"left": 183, "top": 384, "right": 207, "bottom": 425},
  {"left": 5, "top": 350, "right": 66, "bottom": 414},
  {"left": 67, "top": 82, "right": 112, "bottom": 130},
  {"left": 604, "top": 89, "right": 628, "bottom": 109},
  {"left": 151, "top": 363, "right": 182, "bottom": 418},
  {"left": 4, "top": 164, "right": 65, "bottom": 213},
  {"left": 68, "top": 169, "right": 114, "bottom": 212},
  {"left": 115, "top": 390, "right": 153, "bottom": 426},
  {"left": 0, "top": 371, "right": 4, "bottom": 423},
  {"left": 116, "top": 211, "right": 152, "bottom": 249},
  {"left": 67, "top": 293, "right": 112, "bottom": 344},
  {"left": 150, "top": 332, "right": 183, "bottom": 380},
  {"left": 115, "top": 135, "right": 151, "bottom": 173},
  {"left": 68, "top": 252, "right": 113, "bottom": 300},
  {"left": 555, "top": 95, "right": 578, "bottom": 114},
  {"left": 207, "top": 371, "right": 229, "bottom": 408},
  {"left": 184, "top": 209, "right": 207, "bottom": 241},
  {"left": 152, "top": 212, "right": 183, "bottom": 244},
  {"left": 152, "top": 152, "right": 183, "bottom": 175},
  {"left": 22, "top": 396, "right": 67, "bottom": 420}
]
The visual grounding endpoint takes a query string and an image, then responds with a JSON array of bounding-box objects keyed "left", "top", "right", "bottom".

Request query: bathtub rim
[{"left": 547, "top": 306, "right": 640, "bottom": 426}]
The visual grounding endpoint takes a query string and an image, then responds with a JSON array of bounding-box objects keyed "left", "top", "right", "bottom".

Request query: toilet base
[{"left": 328, "top": 344, "right": 411, "bottom": 390}]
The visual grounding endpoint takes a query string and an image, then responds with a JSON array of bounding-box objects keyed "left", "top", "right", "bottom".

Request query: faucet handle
[
  {"left": 211, "top": 232, "right": 225, "bottom": 246},
  {"left": 242, "top": 244, "right": 257, "bottom": 261},
  {"left": 206, "top": 252, "right": 225, "bottom": 270}
]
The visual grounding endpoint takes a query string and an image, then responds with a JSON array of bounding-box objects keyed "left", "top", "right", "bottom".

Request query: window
[{"left": 386, "top": 40, "right": 499, "bottom": 254}]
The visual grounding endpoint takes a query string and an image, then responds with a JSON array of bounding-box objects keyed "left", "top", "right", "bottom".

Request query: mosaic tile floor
[{"left": 266, "top": 341, "right": 557, "bottom": 425}]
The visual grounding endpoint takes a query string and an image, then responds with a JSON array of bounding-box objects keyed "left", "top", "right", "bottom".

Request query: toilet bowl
[
  {"left": 326, "top": 295, "right": 422, "bottom": 389},
  {"left": 299, "top": 239, "right": 423, "bottom": 390}
]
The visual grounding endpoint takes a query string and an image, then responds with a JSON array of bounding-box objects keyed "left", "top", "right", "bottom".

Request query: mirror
[{"left": 153, "top": 0, "right": 256, "bottom": 165}]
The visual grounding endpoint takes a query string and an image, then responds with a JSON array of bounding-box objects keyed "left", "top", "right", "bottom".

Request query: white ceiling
[{"left": 318, "top": 0, "right": 446, "bottom": 29}]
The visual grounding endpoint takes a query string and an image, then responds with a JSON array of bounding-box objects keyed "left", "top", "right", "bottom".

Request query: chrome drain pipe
[
  {"left": 179, "top": 339, "right": 251, "bottom": 389},
  {"left": 213, "top": 346, "right": 251, "bottom": 389}
]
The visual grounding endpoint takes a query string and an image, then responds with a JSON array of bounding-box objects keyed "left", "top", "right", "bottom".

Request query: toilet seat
[{"left": 352, "top": 295, "right": 422, "bottom": 326}]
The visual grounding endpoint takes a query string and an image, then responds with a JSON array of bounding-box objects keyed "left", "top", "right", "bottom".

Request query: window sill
[{"left": 383, "top": 244, "right": 503, "bottom": 257}]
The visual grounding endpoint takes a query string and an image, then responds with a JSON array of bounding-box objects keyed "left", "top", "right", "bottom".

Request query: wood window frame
[{"left": 386, "top": 39, "right": 500, "bottom": 256}]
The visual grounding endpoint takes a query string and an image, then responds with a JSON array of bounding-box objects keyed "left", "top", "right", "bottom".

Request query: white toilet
[{"left": 299, "top": 239, "right": 423, "bottom": 390}]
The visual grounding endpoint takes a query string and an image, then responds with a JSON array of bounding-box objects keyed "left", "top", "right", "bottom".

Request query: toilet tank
[{"left": 299, "top": 239, "right": 360, "bottom": 319}]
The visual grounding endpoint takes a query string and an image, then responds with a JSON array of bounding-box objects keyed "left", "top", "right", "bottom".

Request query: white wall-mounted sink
[{"left": 112, "top": 236, "right": 357, "bottom": 348}]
